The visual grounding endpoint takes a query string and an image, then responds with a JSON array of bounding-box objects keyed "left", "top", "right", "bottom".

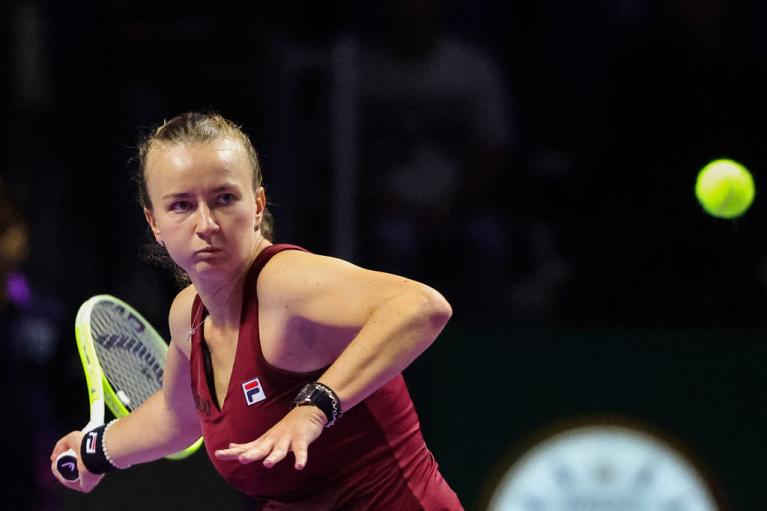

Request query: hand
[
  {"left": 49, "top": 431, "right": 105, "bottom": 493},
  {"left": 214, "top": 405, "right": 327, "bottom": 470}
]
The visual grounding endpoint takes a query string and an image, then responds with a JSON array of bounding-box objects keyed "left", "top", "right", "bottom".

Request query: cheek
[
  {"left": 232, "top": 210, "right": 257, "bottom": 234},
  {"left": 154, "top": 214, "right": 194, "bottom": 243},
  {"left": 154, "top": 214, "right": 177, "bottom": 234}
]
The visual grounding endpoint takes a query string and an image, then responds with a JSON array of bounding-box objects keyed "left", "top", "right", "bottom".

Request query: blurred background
[{"left": 2, "top": 0, "right": 767, "bottom": 509}]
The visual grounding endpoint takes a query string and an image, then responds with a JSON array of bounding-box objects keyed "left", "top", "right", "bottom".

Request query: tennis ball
[{"left": 695, "top": 159, "right": 755, "bottom": 219}]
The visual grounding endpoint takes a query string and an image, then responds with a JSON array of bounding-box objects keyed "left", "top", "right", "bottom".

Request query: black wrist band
[
  {"left": 80, "top": 424, "right": 118, "bottom": 475},
  {"left": 294, "top": 382, "right": 343, "bottom": 427}
]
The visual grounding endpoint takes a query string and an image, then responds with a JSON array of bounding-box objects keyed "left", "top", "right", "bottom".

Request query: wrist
[
  {"left": 296, "top": 402, "right": 329, "bottom": 427},
  {"left": 103, "top": 419, "right": 132, "bottom": 470},
  {"left": 80, "top": 419, "right": 131, "bottom": 474},
  {"left": 293, "top": 382, "right": 343, "bottom": 427}
]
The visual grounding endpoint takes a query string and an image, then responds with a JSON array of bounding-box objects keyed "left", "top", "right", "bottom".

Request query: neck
[{"left": 191, "top": 236, "right": 270, "bottom": 328}]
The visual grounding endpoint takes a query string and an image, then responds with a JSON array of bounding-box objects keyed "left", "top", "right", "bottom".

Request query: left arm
[
  {"left": 215, "top": 251, "right": 452, "bottom": 468},
  {"left": 313, "top": 275, "right": 452, "bottom": 411}
]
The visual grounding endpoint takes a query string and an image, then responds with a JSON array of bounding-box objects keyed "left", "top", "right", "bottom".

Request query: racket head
[
  {"left": 77, "top": 295, "right": 167, "bottom": 417},
  {"left": 76, "top": 294, "right": 202, "bottom": 459}
]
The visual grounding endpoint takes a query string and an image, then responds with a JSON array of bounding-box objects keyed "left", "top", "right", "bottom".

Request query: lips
[{"left": 194, "top": 247, "right": 222, "bottom": 258}]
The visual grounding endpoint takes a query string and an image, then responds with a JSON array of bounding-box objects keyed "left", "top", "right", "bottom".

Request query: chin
[{"left": 191, "top": 260, "right": 224, "bottom": 274}]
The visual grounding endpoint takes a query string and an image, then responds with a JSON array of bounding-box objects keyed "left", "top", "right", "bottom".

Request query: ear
[
  {"left": 144, "top": 208, "right": 163, "bottom": 244},
  {"left": 254, "top": 187, "right": 266, "bottom": 228}
]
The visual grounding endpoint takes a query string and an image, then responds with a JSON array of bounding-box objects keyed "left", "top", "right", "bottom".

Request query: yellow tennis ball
[{"left": 695, "top": 159, "right": 755, "bottom": 219}]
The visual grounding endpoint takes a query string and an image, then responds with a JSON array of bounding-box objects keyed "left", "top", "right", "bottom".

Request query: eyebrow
[{"left": 161, "top": 183, "right": 240, "bottom": 200}]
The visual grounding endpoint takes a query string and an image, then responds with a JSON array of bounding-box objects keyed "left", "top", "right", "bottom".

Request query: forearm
[
  {"left": 104, "top": 391, "right": 201, "bottom": 468},
  {"left": 317, "top": 287, "right": 451, "bottom": 411}
]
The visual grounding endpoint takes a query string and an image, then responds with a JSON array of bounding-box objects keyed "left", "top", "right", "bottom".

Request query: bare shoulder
[
  {"left": 168, "top": 284, "right": 197, "bottom": 359},
  {"left": 257, "top": 250, "right": 384, "bottom": 301},
  {"left": 258, "top": 249, "right": 358, "bottom": 283},
  {"left": 257, "top": 249, "right": 449, "bottom": 326}
]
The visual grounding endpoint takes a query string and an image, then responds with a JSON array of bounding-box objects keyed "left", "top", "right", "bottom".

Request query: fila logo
[
  {"left": 85, "top": 431, "right": 98, "bottom": 454},
  {"left": 242, "top": 377, "right": 267, "bottom": 406}
]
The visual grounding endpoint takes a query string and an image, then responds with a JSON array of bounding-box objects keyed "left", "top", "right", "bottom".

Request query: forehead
[{"left": 145, "top": 138, "right": 251, "bottom": 185}]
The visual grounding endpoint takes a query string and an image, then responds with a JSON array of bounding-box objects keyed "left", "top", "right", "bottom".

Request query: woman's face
[{"left": 143, "top": 138, "right": 264, "bottom": 281}]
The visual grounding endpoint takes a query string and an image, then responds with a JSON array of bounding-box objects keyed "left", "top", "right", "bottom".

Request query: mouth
[{"left": 194, "top": 247, "right": 222, "bottom": 258}]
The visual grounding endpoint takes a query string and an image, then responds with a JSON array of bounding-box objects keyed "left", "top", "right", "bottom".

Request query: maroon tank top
[{"left": 189, "top": 244, "right": 463, "bottom": 510}]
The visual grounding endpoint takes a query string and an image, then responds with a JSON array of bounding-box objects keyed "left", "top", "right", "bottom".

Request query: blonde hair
[{"left": 135, "top": 112, "right": 274, "bottom": 285}]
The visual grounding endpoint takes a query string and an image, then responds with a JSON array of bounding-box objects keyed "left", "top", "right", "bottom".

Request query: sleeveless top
[{"left": 189, "top": 244, "right": 463, "bottom": 510}]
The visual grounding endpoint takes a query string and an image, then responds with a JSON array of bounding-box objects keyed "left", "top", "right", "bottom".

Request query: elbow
[
  {"left": 430, "top": 291, "right": 453, "bottom": 330},
  {"left": 414, "top": 285, "right": 452, "bottom": 335}
]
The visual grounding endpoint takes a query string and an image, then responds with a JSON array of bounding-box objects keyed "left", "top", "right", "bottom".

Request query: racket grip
[{"left": 56, "top": 448, "right": 79, "bottom": 482}]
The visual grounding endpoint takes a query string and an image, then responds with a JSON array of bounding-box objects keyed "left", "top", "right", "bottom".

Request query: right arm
[{"left": 49, "top": 286, "right": 201, "bottom": 492}]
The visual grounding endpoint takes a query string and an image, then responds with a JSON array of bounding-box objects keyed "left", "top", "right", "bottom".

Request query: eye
[
  {"left": 170, "top": 200, "right": 192, "bottom": 213},
  {"left": 217, "top": 193, "right": 237, "bottom": 205}
]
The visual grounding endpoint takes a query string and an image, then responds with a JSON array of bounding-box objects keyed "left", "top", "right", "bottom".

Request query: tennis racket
[{"left": 55, "top": 294, "right": 203, "bottom": 481}]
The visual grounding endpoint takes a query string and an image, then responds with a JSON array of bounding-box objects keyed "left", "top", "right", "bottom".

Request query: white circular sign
[{"left": 487, "top": 424, "right": 720, "bottom": 511}]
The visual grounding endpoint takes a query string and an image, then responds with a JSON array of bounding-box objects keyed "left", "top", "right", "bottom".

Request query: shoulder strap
[{"left": 249, "top": 243, "right": 308, "bottom": 278}]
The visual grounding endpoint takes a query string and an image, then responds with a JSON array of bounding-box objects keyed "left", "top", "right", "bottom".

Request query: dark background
[{"left": 2, "top": 1, "right": 767, "bottom": 509}]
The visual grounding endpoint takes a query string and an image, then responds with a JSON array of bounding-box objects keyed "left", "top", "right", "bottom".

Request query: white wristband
[{"left": 103, "top": 419, "right": 132, "bottom": 470}]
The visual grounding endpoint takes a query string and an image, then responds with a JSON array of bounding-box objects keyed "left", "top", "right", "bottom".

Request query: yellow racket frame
[{"left": 75, "top": 294, "right": 203, "bottom": 460}]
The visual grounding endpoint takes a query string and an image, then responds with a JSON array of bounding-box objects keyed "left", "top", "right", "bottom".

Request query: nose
[{"left": 195, "top": 203, "right": 220, "bottom": 240}]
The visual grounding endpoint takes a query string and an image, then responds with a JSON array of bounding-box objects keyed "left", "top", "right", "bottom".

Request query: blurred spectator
[
  {"left": 351, "top": 0, "right": 513, "bottom": 317},
  {"left": 0, "top": 179, "right": 65, "bottom": 509},
  {"left": 500, "top": 1, "right": 633, "bottom": 321}
]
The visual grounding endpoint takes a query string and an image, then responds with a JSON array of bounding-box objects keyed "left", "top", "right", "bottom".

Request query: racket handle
[{"left": 56, "top": 448, "right": 79, "bottom": 482}]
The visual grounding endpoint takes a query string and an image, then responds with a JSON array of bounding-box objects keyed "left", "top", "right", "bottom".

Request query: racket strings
[{"left": 90, "top": 303, "right": 167, "bottom": 411}]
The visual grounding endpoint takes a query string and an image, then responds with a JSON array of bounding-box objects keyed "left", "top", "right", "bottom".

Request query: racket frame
[
  {"left": 74, "top": 302, "right": 107, "bottom": 432},
  {"left": 81, "top": 295, "right": 203, "bottom": 460}
]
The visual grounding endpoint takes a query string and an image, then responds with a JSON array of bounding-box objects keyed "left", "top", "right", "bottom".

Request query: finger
[
  {"left": 292, "top": 439, "right": 309, "bottom": 470},
  {"left": 238, "top": 440, "right": 274, "bottom": 464},
  {"left": 261, "top": 447, "right": 287, "bottom": 468},
  {"left": 52, "top": 436, "right": 73, "bottom": 457},
  {"left": 214, "top": 439, "right": 262, "bottom": 458},
  {"left": 214, "top": 446, "right": 247, "bottom": 459},
  {"left": 78, "top": 471, "right": 104, "bottom": 494},
  {"left": 52, "top": 431, "right": 82, "bottom": 464},
  {"left": 262, "top": 438, "right": 291, "bottom": 468},
  {"left": 50, "top": 458, "right": 70, "bottom": 486}
]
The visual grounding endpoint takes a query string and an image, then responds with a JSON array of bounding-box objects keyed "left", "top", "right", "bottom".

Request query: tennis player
[{"left": 50, "top": 112, "right": 463, "bottom": 510}]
